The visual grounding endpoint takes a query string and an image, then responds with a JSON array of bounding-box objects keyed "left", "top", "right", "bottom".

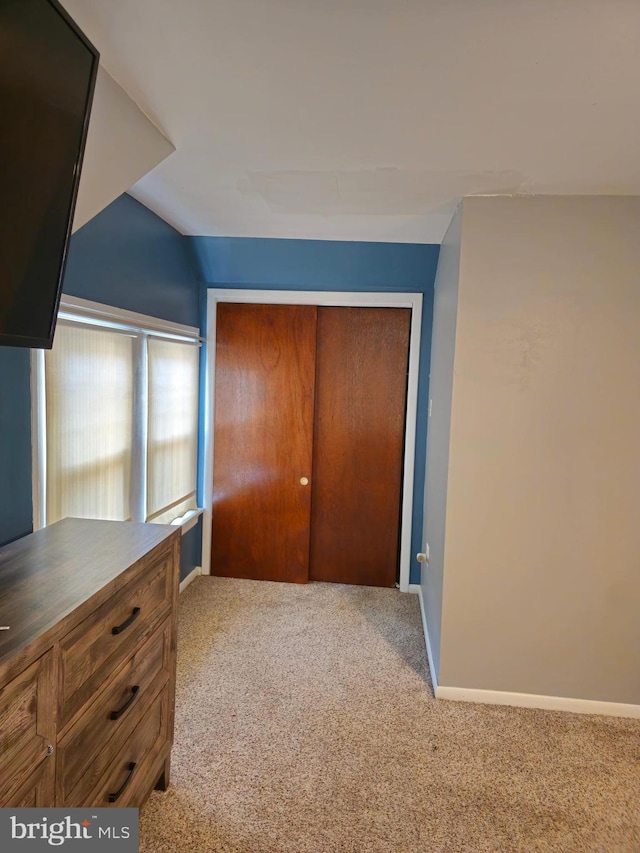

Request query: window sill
[{"left": 170, "top": 508, "right": 204, "bottom": 535}]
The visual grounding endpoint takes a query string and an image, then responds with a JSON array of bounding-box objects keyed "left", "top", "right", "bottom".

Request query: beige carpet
[{"left": 140, "top": 577, "right": 640, "bottom": 853}]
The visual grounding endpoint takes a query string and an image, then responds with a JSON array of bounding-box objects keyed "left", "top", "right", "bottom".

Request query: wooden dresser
[{"left": 0, "top": 518, "right": 180, "bottom": 808}]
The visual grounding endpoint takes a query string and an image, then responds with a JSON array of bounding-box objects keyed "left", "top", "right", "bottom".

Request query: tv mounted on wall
[{"left": 0, "top": 0, "right": 99, "bottom": 349}]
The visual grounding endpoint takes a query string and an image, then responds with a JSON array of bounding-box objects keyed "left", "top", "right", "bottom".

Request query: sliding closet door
[
  {"left": 211, "top": 303, "right": 317, "bottom": 583},
  {"left": 309, "top": 307, "right": 410, "bottom": 587}
]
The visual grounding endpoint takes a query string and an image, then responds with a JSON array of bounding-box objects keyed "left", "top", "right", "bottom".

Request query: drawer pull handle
[
  {"left": 108, "top": 762, "right": 137, "bottom": 803},
  {"left": 112, "top": 607, "right": 141, "bottom": 635},
  {"left": 110, "top": 685, "right": 140, "bottom": 720}
]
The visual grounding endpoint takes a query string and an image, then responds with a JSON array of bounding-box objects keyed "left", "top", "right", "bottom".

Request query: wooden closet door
[
  {"left": 309, "top": 307, "right": 410, "bottom": 587},
  {"left": 211, "top": 303, "right": 317, "bottom": 583}
]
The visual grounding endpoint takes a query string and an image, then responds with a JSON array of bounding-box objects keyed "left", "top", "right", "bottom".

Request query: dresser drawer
[
  {"left": 59, "top": 544, "right": 173, "bottom": 729},
  {"left": 65, "top": 685, "right": 170, "bottom": 808},
  {"left": 57, "top": 620, "right": 171, "bottom": 804},
  {"left": 0, "top": 650, "right": 55, "bottom": 804},
  {"left": 0, "top": 519, "right": 179, "bottom": 810}
]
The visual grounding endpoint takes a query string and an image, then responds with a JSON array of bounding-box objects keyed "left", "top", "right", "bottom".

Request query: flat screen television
[{"left": 0, "top": 0, "right": 99, "bottom": 349}]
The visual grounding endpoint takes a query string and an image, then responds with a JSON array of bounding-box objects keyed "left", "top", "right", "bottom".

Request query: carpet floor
[{"left": 139, "top": 577, "right": 640, "bottom": 853}]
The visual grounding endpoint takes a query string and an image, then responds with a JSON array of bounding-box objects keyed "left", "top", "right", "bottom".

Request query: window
[
  {"left": 33, "top": 297, "right": 201, "bottom": 530},
  {"left": 146, "top": 338, "right": 199, "bottom": 524}
]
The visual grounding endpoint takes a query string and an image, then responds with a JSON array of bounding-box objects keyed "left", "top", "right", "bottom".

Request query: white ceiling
[
  {"left": 73, "top": 67, "right": 174, "bottom": 232},
  {"left": 61, "top": 0, "right": 640, "bottom": 243}
]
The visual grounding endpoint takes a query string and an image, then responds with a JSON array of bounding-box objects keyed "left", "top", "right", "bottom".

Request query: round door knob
[{"left": 299, "top": 477, "right": 309, "bottom": 486}]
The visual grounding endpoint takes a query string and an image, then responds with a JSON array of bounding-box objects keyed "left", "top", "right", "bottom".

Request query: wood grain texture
[
  {"left": 58, "top": 548, "right": 172, "bottom": 728},
  {"left": 57, "top": 620, "right": 170, "bottom": 804},
  {"left": 0, "top": 755, "right": 53, "bottom": 808},
  {"left": 0, "top": 650, "right": 55, "bottom": 805},
  {"left": 309, "top": 307, "right": 410, "bottom": 587},
  {"left": 0, "top": 518, "right": 178, "bottom": 672},
  {"left": 14, "top": 783, "right": 38, "bottom": 808},
  {"left": 0, "top": 518, "right": 180, "bottom": 808},
  {"left": 211, "top": 303, "right": 317, "bottom": 583},
  {"left": 68, "top": 687, "right": 169, "bottom": 807}
]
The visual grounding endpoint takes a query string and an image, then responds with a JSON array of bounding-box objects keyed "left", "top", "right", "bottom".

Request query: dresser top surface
[{"left": 0, "top": 518, "right": 179, "bottom": 667}]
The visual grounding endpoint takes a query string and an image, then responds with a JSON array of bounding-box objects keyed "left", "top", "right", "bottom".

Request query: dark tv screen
[{"left": 0, "top": 0, "right": 99, "bottom": 349}]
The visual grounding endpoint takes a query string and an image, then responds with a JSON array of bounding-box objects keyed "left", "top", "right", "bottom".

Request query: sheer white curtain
[
  {"left": 146, "top": 338, "right": 199, "bottom": 524},
  {"left": 45, "top": 323, "right": 134, "bottom": 524}
]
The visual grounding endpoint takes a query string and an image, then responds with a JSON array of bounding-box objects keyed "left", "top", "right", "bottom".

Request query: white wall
[
  {"left": 73, "top": 67, "right": 175, "bottom": 232},
  {"left": 421, "top": 204, "right": 462, "bottom": 681},
  {"left": 435, "top": 196, "right": 640, "bottom": 707}
]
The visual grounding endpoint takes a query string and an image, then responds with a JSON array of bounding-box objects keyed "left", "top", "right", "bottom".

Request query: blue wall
[
  {"left": 191, "top": 236, "right": 439, "bottom": 585},
  {"left": 0, "top": 194, "right": 203, "bottom": 576},
  {"left": 181, "top": 516, "right": 203, "bottom": 582},
  {"left": 64, "top": 194, "right": 202, "bottom": 327},
  {"left": 0, "top": 348, "right": 33, "bottom": 546},
  {"left": 65, "top": 193, "right": 204, "bottom": 579}
]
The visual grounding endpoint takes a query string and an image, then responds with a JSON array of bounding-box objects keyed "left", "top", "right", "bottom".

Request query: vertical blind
[
  {"left": 45, "top": 323, "right": 134, "bottom": 524},
  {"left": 43, "top": 319, "right": 200, "bottom": 528},
  {"left": 146, "top": 338, "right": 199, "bottom": 524}
]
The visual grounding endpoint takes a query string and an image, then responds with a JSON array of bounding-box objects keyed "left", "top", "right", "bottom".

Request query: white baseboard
[
  {"left": 435, "top": 685, "right": 640, "bottom": 720},
  {"left": 415, "top": 584, "right": 439, "bottom": 691},
  {"left": 179, "top": 565, "right": 202, "bottom": 593},
  {"left": 412, "top": 585, "right": 639, "bottom": 719},
  {"left": 407, "top": 583, "right": 421, "bottom": 594}
]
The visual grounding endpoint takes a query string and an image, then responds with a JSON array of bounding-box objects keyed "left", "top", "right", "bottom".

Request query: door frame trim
[{"left": 203, "top": 289, "right": 423, "bottom": 593}]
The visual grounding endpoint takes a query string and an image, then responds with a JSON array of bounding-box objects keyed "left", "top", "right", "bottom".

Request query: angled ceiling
[
  {"left": 73, "top": 67, "right": 174, "bottom": 232},
  {"left": 61, "top": 0, "right": 640, "bottom": 243}
]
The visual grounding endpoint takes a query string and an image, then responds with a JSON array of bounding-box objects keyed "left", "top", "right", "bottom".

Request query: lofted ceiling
[{"left": 61, "top": 0, "right": 640, "bottom": 243}]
